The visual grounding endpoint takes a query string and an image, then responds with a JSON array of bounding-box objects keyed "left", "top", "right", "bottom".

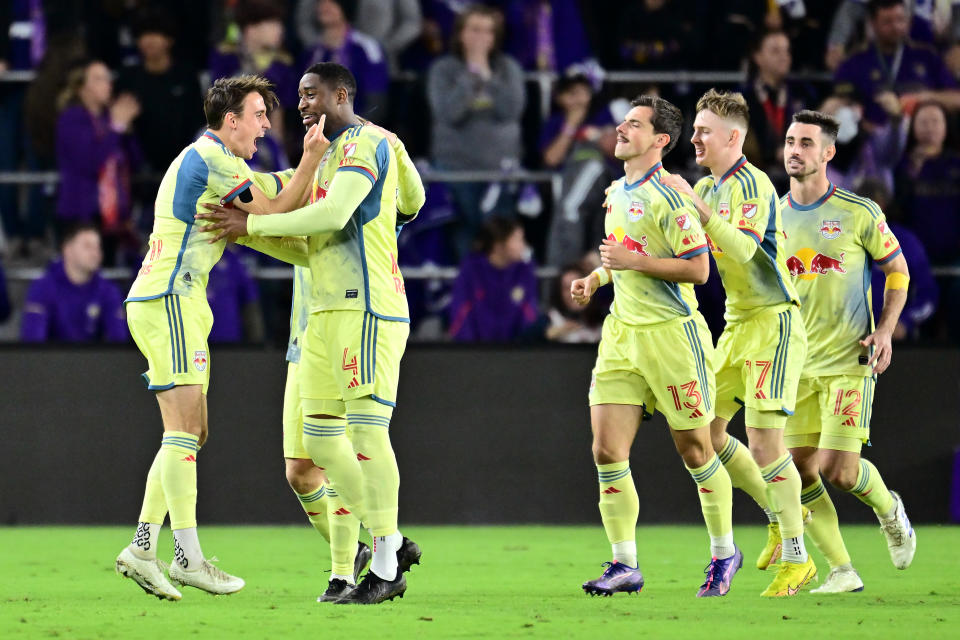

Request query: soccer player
[
  {"left": 661, "top": 89, "right": 815, "bottom": 597},
  {"left": 115, "top": 74, "right": 325, "bottom": 600},
  {"left": 780, "top": 110, "right": 916, "bottom": 593},
  {"left": 197, "top": 62, "right": 424, "bottom": 604},
  {"left": 572, "top": 95, "right": 741, "bottom": 599}
]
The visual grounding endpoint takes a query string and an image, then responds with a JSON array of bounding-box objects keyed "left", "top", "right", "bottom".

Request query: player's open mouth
[{"left": 302, "top": 113, "right": 319, "bottom": 125}]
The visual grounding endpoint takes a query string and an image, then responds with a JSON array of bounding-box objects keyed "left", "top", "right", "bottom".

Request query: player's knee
[
  {"left": 824, "top": 464, "right": 857, "bottom": 491},
  {"left": 592, "top": 440, "right": 627, "bottom": 465},
  {"left": 676, "top": 440, "right": 712, "bottom": 469},
  {"left": 285, "top": 459, "right": 324, "bottom": 493},
  {"left": 710, "top": 430, "right": 728, "bottom": 454}
]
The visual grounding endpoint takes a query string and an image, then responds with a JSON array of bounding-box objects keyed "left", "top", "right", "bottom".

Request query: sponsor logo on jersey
[
  {"left": 628, "top": 201, "right": 644, "bottom": 221},
  {"left": 820, "top": 220, "right": 842, "bottom": 239},
  {"left": 193, "top": 350, "right": 207, "bottom": 371},
  {"left": 786, "top": 249, "right": 846, "bottom": 280},
  {"left": 742, "top": 203, "right": 758, "bottom": 218},
  {"left": 719, "top": 202, "right": 731, "bottom": 219},
  {"left": 608, "top": 229, "right": 649, "bottom": 256},
  {"left": 675, "top": 213, "right": 692, "bottom": 230}
]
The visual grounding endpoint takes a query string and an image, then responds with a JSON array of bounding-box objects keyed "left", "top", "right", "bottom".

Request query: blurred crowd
[{"left": 0, "top": 0, "right": 958, "bottom": 345}]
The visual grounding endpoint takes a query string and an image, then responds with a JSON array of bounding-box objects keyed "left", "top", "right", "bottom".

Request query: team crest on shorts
[
  {"left": 820, "top": 220, "right": 842, "bottom": 239},
  {"left": 742, "top": 203, "right": 758, "bottom": 218},
  {"left": 627, "top": 201, "right": 644, "bottom": 220},
  {"left": 193, "top": 350, "right": 207, "bottom": 372}
]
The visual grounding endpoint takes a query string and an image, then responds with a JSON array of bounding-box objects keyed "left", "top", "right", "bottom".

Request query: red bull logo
[
  {"left": 608, "top": 228, "right": 649, "bottom": 256},
  {"left": 628, "top": 201, "right": 644, "bottom": 220},
  {"left": 787, "top": 248, "right": 846, "bottom": 280},
  {"left": 820, "top": 220, "right": 842, "bottom": 239},
  {"left": 718, "top": 202, "right": 730, "bottom": 219}
]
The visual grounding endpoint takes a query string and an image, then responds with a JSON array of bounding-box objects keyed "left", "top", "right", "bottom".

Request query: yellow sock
[
  {"left": 160, "top": 431, "right": 199, "bottom": 530},
  {"left": 346, "top": 400, "right": 399, "bottom": 537},
  {"left": 717, "top": 434, "right": 769, "bottom": 511},
  {"left": 597, "top": 461, "right": 639, "bottom": 547},
  {"left": 301, "top": 416, "right": 366, "bottom": 523},
  {"left": 138, "top": 450, "right": 167, "bottom": 524},
  {"left": 686, "top": 454, "right": 734, "bottom": 540},
  {"left": 801, "top": 479, "right": 851, "bottom": 569},
  {"left": 849, "top": 458, "right": 895, "bottom": 515},
  {"left": 295, "top": 484, "right": 330, "bottom": 542},
  {"left": 326, "top": 486, "right": 361, "bottom": 579},
  {"left": 760, "top": 452, "right": 805, "bottom": 556}
]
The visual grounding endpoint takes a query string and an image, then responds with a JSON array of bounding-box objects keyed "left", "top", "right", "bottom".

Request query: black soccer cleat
[
  {"left": 335, "top": 571, "right": 407, "bottom": 605},
  {"left": 397, "top": 537, "right": 421, "bottom": 574},
  {"left": 354, "top": 542, "right": 372, "bottom": 583},
  {"left": 317, "top": 578, "right": 356, "bottom": 603}
]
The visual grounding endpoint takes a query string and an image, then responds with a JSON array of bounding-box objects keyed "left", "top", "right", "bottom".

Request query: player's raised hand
[
  {"left": 600, "top": 237, "right": 641, "bottom": 271},
  {"left": 659, "top": 173, "right": 694, "bottom": 197},
  {"left": 303, "top": 114, "right": 330, "bottom": 157},
  {"left": 196, "top": 203, "right": 250, "bottom": 244},
  {"left": 860, "top": 328, "right": 893, "bottom": 374},
  {"left": 570, "top": 274, "right": 598, "bottom": 306}
]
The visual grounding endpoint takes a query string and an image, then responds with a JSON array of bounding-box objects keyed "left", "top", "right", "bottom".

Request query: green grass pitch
[{"left": 2, "top": 524, "right": 957, "bottom": 639}]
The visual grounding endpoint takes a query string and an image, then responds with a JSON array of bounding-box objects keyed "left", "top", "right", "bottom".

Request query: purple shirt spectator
[
  {"left": 503, "top": 0, "right": 591, "bottom": 71},
  {"left": 301, "top": 30, "right": 389, "bottom": 117},
  {"left": 834, "top": 42, "right": 958, "bottom": 124},
  {"left": 448, "top": 253, "right": 538, "bottom": 342},
  {"left": 20, "top": 259, "right": 127, "bottom": 342},
  {"left": 871, "top": 222, "right": 938, "bottom": 334},
  {"left": 55, "top": 104, "right": 141, "bottom": 225},
  {"left": 894, "top": 150, "right": 960, "bottom": 265},
  {"left": 0, "top": 259, "right": 10, "bottom": 324},
  {"left": 206, "top": 247, "right": 260, "bottom": 343}
]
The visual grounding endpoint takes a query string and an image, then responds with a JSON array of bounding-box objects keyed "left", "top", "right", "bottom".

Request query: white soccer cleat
[
  {"left": 115, "top": 547, "right": 182, "bottom": 601},
  {"left": 878, "top": 490, "right": 916, "bottom": 570},
  {"left": 168, "top": 557, "right": 245, "bottom": 595},
  {"left": 811, "top": 566, "right": 864, "bottom": 593}
]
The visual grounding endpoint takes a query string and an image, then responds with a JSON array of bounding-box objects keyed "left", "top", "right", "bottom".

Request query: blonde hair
[
  {"left": 696, "top": 88, "right": 750, "bottom": 133},
  {"left": 57, "top": 61, "right": 99, "bottom": 112}
]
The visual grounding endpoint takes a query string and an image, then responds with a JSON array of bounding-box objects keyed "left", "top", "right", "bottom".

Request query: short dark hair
[
  {"left": 555, "top": 74, "right": 592, "bottom": 96},
  {"left": 868, "top": 0, "right": 905, "bottom": 18},
  {"left": 475, "top": 216, "right": 521, "bottom": 254},
  {"left": 203, "top": 74, "right": 278, "bottom": 129},
  {"left": 61, "top": 222, "right": 100, "bottom": 248},
  {"left": 303, "top": 62, "right": 357, "bottom": 102},
  {"left": 133, "top": 7, "right": 177, "bottom": 39},
  {"left": 791, "top": 109, "right": 840, "bottom": 144},
  {"left": 324, "top": 0, "right": 358, "bottom": 23},
  {"left": 630, "top": 95, "right": 684, "bottom": 156},
  {"left": 236, "top": 0, "right": 285, "bottom": 29}
]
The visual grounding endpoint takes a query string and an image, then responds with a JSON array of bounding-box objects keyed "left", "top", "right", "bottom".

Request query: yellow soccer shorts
[
  {"left": 299, "top": 310, "right": 409, "bottom": 413},
  {"left": 784, "top": 375, "right": 875, "bottom": 453},
  {"left": 589, "top": 313, "right": 715, "bottom": 430},
  {"left": 127, "top": 294, "right": 212, "bottom": 393},
  {"left": 282, "top": 361, "right": 317, "bottom": 459},
  {"left": 714, "top": 303, "right": 807, "bottom": 428}
]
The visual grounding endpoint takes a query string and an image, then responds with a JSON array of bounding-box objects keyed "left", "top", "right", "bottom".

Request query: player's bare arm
[
  {"left": 660, "top": 174, "right": 713, "bottom": 225},
  {"left": 234, "top": 118, "right": 330, "bottom": 215},
  {"left": 861, "top": 253, "right": 910, "bottom": 374},
  {"left": 570, "top": 269, "right": 606, "bottom": 306},
  {"left": 600, "top": 238, "right": 709, "bottom": 284}
]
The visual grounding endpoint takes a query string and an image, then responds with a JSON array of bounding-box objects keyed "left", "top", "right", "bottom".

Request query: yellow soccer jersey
[
  {"left": 695, "top": 156, "right": 799, "bottom": 322},
  {"left": 781, "top": 184, "right": 902, "bottom": 377},
  {"left": 604, "top": 162, "right": 709, "bottom": 326},
  {"left": 307, "top": 124, "right": 407, "bottom": 320},
  {"left": 127, "top": 132, "right": 257, "bottom": 302}
]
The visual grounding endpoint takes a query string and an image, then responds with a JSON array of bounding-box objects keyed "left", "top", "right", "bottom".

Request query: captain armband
[
  {"left": 592, "top": 266, "right": 610, "bottom": 287},
  {"left": 884, "top": 272, "right": 909, "bottom": 291}
]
